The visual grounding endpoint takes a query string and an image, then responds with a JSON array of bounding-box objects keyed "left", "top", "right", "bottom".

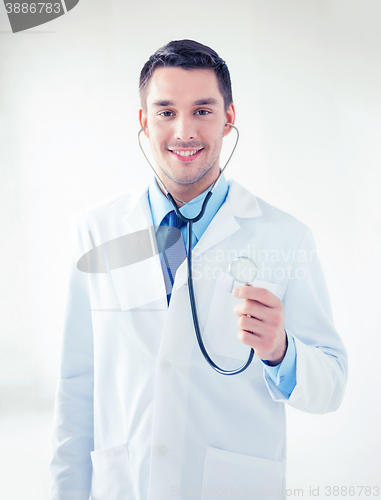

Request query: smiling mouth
[{"left": 168, "top": 148, "right": 203, "bottom": 157}]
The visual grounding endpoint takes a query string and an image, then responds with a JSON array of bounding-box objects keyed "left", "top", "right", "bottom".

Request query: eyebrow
[{"left": 151, "top": 97, "right": 219, "bottom": 107}]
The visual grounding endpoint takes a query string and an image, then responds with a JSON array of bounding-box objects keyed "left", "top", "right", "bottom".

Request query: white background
[{"left": 0, "top": 0, "right": 380, "bottom": 498}]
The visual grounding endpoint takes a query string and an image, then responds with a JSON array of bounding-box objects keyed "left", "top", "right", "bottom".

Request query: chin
[{"left": 168, "top": 176, "right": 201, "bottom": 186}]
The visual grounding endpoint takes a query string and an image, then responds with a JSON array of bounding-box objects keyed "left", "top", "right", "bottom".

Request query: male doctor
[{"left": 50, "top": 40, "right": 348, "bottom": 500}]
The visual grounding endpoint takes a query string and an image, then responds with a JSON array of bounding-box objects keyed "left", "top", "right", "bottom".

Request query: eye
[
  {"left": 159, "top": 111, "right": 174, "bottom": 117},
  {"left": 195, "top": 109, "right": 210, "bottom": 115}
]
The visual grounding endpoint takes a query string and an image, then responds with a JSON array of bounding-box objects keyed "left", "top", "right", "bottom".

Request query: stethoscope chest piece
[{"left": 228, "top": 256, "right": 258, "bottom": 285}]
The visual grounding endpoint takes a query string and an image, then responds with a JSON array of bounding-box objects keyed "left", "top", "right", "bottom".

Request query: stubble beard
[
  {"left": 153, "top": 143, "right": 222, "bottom": 187},
  {"left": 159, "top": 157, "right": 219, "bottom": 186}
]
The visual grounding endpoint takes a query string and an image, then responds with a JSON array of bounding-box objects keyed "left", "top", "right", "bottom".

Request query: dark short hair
[{"left": 139, "top": 39, "right": 233, "bottom": 111}]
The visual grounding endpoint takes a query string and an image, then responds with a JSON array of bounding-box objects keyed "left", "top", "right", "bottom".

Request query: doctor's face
[{"left": 139, "top": 67, "right": 235, "bottom": 197}]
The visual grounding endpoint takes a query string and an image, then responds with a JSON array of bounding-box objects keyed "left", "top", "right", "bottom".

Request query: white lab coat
[{"left": 49, "top": 179, "right": 347, "bottom": 500}]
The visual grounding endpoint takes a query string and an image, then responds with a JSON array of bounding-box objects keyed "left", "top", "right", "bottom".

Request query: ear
[
  {"left": 223, "top": 103, "right": 236, "bottom": 137},
  {"left": 139, "top": 109, "right": 149, "bottom": 138}
]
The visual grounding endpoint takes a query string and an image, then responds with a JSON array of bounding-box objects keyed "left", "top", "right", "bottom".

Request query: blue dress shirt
[
  {"left": 148, "top": 174, "right": 229, "bottom": 251},
  {"left": 148, "top": 175, "right": 296, "bottom": 398}
]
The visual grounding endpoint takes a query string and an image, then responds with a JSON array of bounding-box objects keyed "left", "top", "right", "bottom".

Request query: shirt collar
[{"left": 148, "top": 174, "right": 229, "bottom": 241}]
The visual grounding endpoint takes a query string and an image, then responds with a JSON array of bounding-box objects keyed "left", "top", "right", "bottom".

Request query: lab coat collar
[
  {"left": 148, "top": 175, "right": 230, "bottom": 245},
  {"left": 191, "top": 179, "right": 262, "bottom": 257},
  {"left": 108, "top": 179, "right": 263, "bottom": 309},
  {"left": 226, "top": 179, "right": 262, "bottom": 219},
  {"left": 107, "top": 186, "right": 166, "bottom": 311},
  {"left": 109, "top": 184, "right": 153, "bottom": 233},
  {"left": 113, "top": 178, "right": 262, "bottom": 233},
  {"left": 115, "top": 178, "right": 263, "bottom": 258}
]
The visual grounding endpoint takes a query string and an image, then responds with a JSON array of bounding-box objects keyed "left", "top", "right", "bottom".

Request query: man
[{"left": 50, "top": 40, "right": 347, "bottom": 500}]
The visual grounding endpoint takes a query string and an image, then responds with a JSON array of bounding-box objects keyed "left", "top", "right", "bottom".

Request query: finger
[
  {"left": 238, "top": 315, "right": 267, "bottom": 336},
  {"left": 233, "top": 299, "right": 268, "bottom": 321},
  {"left": 238, "top": 329, "right": 287, "bottom": 363},
  {"left": 236, "top": 307, "right": 284, "bottom": 338},
  {"left": 233, "top": 286, "right": 279, "bottom": 308},
  {"left": 238, "top": 330, "right": 268, "bottom": 351}
]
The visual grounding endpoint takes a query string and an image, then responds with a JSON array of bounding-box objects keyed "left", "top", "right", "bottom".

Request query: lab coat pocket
[
  {"left": 203, "top": 273, "right": 279, "bottom": 361},
  {"left": 201, "top": 446, "right": 284, "bottom": 498},
  {"left": 90, "top": 442, "right": 136, "bottom": 500}
]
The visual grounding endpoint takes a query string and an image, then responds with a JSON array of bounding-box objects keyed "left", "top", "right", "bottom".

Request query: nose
[{"left": 174, "top": 115, "right": 197, "bottom": 141}]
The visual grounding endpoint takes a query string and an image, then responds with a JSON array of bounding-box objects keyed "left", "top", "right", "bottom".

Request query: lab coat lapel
[
  {"left": 195, "top": 179, "right": 263, "bottom": 257},
  {"left": 174, "top": 180, "right": 262, "bottom": 288},
  {"left": 109, "top": 188, "right": 167, "bottom": 311}
]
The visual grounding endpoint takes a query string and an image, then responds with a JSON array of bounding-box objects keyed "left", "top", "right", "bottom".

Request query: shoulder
[
  {"left": 76, "top": 185, "right": 149, "bottom": 226},
  {"left": 257, "top": 196, "right": 308, "bottom": 231}
]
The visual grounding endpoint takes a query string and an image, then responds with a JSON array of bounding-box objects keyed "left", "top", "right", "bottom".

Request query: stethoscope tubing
[
  {"left": 138, "top": 123, "right": 254, "bottom": 375},
  {"left": 186, "top": 219, "right": 255, "bottom": 375}
]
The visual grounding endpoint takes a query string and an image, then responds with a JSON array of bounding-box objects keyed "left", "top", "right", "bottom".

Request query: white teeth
[{"left": 174, "top": 150, "right": 199, "bottom": 157}]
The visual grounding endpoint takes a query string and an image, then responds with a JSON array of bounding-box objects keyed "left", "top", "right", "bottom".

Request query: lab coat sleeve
[
  {"left": 264, "top": 228, "right": 348, "bottom": 414},
  {"left": 49, "top": 217, "right": 94, "bottom": 500}
]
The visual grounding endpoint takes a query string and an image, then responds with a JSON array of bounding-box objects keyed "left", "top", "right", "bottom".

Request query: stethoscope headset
[{"left": 138, "top": 123, "right": 255, "bottom": 375}]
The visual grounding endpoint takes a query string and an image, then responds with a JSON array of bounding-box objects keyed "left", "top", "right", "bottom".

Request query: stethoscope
[{"left": 138, "top": 123, "right": 258, "bottom": 375}]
